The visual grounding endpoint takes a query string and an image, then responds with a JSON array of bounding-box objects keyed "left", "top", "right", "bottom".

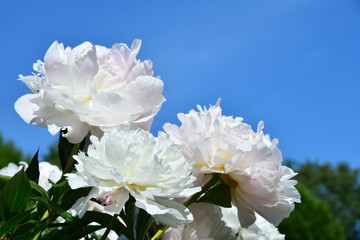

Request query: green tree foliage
[
  {"left": 0, "top": 134, "right": 29, "bottom": 168},
  {"left": 279, "top": 184, "right": 346, "bottom": 240},
  {"left": 285, "top": 160, "right": 360, "bottom": 240}
]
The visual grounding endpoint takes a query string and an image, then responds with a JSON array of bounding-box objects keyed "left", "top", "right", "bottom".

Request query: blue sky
[{"left": 1, "top": 0, "right": 360, "bottom": 167}]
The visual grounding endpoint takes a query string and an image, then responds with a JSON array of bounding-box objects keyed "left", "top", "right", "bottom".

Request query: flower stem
[
  {"left": 100, "top": 213, "right": 118, "bottom": 240},
  {"left": 184, "top": 174, "right": 220, "bottom": 207},
  {"left": 63, "top": 142, "right": 81, "bottom": 173},
  {"left": 150, "top": 174, "right": 220, "bottom": 240},
  {"left": 150, "top": 225, "right": 167, "bottom": 240}
]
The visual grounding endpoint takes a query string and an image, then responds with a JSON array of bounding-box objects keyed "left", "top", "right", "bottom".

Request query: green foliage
[
  {"left": 0, "top": 172, "right": 49, "bottom": 239},
  {"left": 1, "top": 169, "right": 31, "bottom": 214},
  {"left": 0, "top": 133, "right": 30, "bottom": 168},
  {"left": 285, "top": 160, "right": 360, "bottom": 240},
  {"left": 279, "top": 184, "right": 346, "bottom": 240}
]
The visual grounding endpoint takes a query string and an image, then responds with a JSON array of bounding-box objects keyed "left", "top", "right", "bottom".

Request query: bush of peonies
[{"left": 0, "top": 39, "right": 300, "bottom": 239}]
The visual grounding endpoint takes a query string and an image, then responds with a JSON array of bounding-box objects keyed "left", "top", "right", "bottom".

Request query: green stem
[
  {"left": 150, "top": 225, "right": 167, "bottom": 240},
  {"left": 150, "top": 174, "right": 220, "bottom": 240},
  {"left": 63, "top": 142, "right": 81, "bottom": 173},
  {"left": 183, "top": 174, "right": 220, "bottom": 207},
  {"left": 100, "top": 213, "right": 118, "bottom": 240}
]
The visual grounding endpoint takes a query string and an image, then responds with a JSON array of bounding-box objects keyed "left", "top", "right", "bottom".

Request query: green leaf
[
  {"left": 80, "top": 211, "right": 129, "bottom": 238},
  {"left": 43, "top": 211, "right": 128, "bottom": 240},
  {"left": 60, "top": 187, "right": 92, "bottom": 211},
  {"left": 41, "top": 228, "right": 71, "bottom": 240},
  {"left": 136, "top": 208, "right": 153, "bottom": 240},
  {"left": 58, "top": 130, "right": 87, "bottom": 173},
  {"left": 1, "top": 168, "right": 31, "bottom": 213},
  {"left": 48, "top": 180, "right": 91, "bottom": 211},
  {"left": 196, "top": 181, "right": 232, "bottom": 208},
  {"left": 120, "top": 196, "right": 135, "bottom": 240},
  {"left": 49, "top": 179, "right": 70, "bottom": 202},
  {"left": 30, "top": 180, "right": 49, "bottom": 199},
  {"left": 0, "top": 208, "right": 33, "bottom": 236},
  {"left": 13, "top": 223, "right": 47, "bottom": 240},
  {"left": 31, "top": 196, "right": 75, "bottom": 223},
  {"left": 0, "top": 175, "right": 10, "bottom": 190},
  {"left": 25, "top": 149, "right": 40, "bottom": 183},
  {"left": 58, "top": 130, "right": 76, "bottom": 172},
  {"left": 69, "top": 225, "right": 104, "bottom": 239}
]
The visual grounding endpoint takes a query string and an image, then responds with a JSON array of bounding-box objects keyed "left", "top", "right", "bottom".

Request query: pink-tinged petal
[
  {"left": 122, "top": 76, "right": 165, "bottom": 130},
  {"left": 112, "top": 39, "right": 141, "bottom": 67},
  {"left": 232, "top": 188, "right": 256, "bottom": 227},
  {"left": 103, "top": 189, "right": 129, "bottom": 214},
  {"left": 44, "top": 41, "right": 69, "bottom": 85},
  {"left": 67, "top": 42, "right": 98, "bottom": 88}
]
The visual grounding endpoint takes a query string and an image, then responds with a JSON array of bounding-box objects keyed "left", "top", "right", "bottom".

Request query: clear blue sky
[{"left": 1, "top": 0, "right": 360, "bottom": 167}]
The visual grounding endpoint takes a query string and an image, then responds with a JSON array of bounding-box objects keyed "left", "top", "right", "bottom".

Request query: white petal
[
  {"left": 135, "top": 197, "right": 193, "bottom": 227},
  {"left": 14, "top": 94, "right": 40, "bottom": 125}
]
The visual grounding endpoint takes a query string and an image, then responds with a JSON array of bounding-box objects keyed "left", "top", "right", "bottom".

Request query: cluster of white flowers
[{"left": 11, "top": 40, "right": 300, "bottom": 239}]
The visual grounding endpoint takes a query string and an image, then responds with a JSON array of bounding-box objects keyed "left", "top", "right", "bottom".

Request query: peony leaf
[
  {"left": 0, "top": 175, "right": 10, "bottom": 190},
  {"left": 136, "top": 208, "right": 153, "bottom": 240},
  {"left": 80, "top": 211, "right": 129, "bottom": 238},
  {"left": 12, "top": 223, "right": 47, "bottom": 240},
  {"left": 44, "top": 211, "right": 129, "bottom": 239},
  {"left": 196, "top": 181, "right": 232, "bottom": 208},
  {"left": 60, "top": 186, "right": 92, "bottom": 211},
  {"left": 1, "top": 168, "right": 31, "bottom": 213},
  {"left": 29, "top": 180, "right": 49, "bottom": 199},
  {"left": 0, "top": 208, "right": 34, "bottom": 237},
  {"left": 58, "top": 129, "right": 87, "bottom": 173},
  {"left": 25, "top": 149, "right": 40, "bottom": 183},
  {"left": 120, "top": 195, "right": 136, "bottom": 239}
]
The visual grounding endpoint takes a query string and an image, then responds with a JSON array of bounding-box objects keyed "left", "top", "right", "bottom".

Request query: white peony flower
[
  {"left": 66, "top": 126, "right": 200, "bottom": 227},
  {"left": 238, "top": 214, "right": 285, "bottom": 240},
  {"left": 0, "top": 161, "right": 28, "bottom": 176},
  {"left": 0, "top": 161, "right": 62, "bottom": 191},
  {"left": 162, "top": 203, "right": 236, "bottom": 240},
  {"left": 221, "top": 205, "right": 285, "bottom": 240},
  {"left": 163, "top": 100, "right": 300, "bottom": 227},
  {"left": 38, "top": 161, "right": 63, "bottom": 190},
  {"left": 15, "top": 39, "right": 165, "bottom": 143}
]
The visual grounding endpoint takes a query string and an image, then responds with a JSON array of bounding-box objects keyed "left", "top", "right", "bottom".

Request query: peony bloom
[
  {"left": 66, "top": 126, "right": 200, "bottom": 227},
  {"left": 38, "top": 161, "right": 63, "bottom": 190},
  {"left": 0, "top": 161, "right": 28, "bottom": 177},
  {"left": 15, "top": 40, "right": 165, "bottom": 143},
  {"left": 221, "top": 205, "right": 285, "bottom": 240},
  {"left": 237, "top": 214, "right": 285, "bottom": 240},
  {"left": 0, "top": 161, "right": 62, "bottom": 191},
  {"left": 162, "top": 203, "right": 236, "bottom": 240},
  {"left": 163, "top": 100, "right": 300, "bottom": 227}
]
